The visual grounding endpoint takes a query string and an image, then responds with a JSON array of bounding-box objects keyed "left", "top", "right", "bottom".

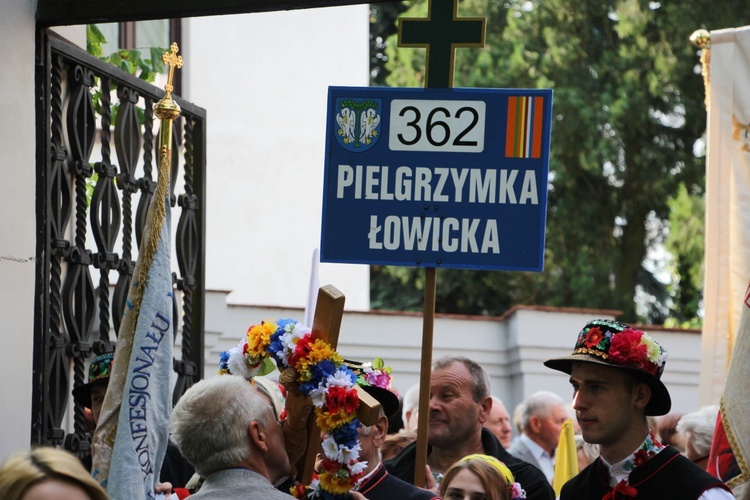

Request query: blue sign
[{"left": 321, "top": 86, "right": 553, "bottom": 271}]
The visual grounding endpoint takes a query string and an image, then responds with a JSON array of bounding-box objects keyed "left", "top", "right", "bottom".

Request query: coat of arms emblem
[{"left": 334, "top": 98, "right": 382, "bottom": 152}]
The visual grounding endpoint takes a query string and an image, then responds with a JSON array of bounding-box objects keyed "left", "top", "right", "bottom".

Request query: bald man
[{"left": 485, "top": 396, "right": 513, "bottom": 448}]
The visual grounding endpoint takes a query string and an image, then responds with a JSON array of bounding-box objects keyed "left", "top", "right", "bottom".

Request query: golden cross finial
[{"left": 162, "top": 42, "right": 184, "bottom": 97}]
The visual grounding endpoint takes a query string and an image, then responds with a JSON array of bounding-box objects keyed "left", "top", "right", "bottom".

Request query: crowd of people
[{"left": 0, "top": 319, "right": 738, "bottom": 499}]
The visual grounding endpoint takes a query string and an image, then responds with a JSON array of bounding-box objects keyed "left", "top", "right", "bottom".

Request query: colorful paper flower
[
  {"left": 247, "top": 321, "right": 277, "bottom": 357},
  {"left": 511, "top": 481, "right": 527, "bottom": 499},
  {"left": 608, "top": 328, "right": 665, "bottom": 375},
  {"left": 574, "top": 321, "right": 667, "bottom": 376},
  {"left": 319, "top": 471, "right": 356, "bottom": 495},
  {"left": 220, "top": 317, "right": 374, "bottom": 499}
]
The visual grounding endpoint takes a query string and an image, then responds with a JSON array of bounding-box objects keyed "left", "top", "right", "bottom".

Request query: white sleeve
[{"left": 698, "top": 486, "right": 735, "bottom": 499}]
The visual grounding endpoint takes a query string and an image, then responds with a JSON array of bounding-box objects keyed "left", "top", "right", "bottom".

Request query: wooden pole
[
  {"left": 413, "top": 267, "right": 437, "bottom": 487},
  {"left": 398, "top": 0, "right": 485, "bottom": 487}
]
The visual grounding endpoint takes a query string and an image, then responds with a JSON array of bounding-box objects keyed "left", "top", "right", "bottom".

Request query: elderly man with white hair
[
  {"left": 676, "top": 405, "right": 720, "bottom": 471},
  {"left": 170, "top": 375, "right": 292, "bottom": 499},
  {"left": 485, "top": 395, "right": 513, "bottom": 449},
  {"left": 509, "top": 390, "right": 569, "bottom": 483}
]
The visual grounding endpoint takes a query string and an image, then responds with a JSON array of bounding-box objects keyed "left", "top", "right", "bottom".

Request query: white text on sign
[
  {"left": 389, "top": 100, "right": 486, "bottom": 152},
  {"left": 367, "top": 216, "right": 500, "bottom": 254},
  {"left": 336, "top": 165, "right": 539, "bottom": 205}
]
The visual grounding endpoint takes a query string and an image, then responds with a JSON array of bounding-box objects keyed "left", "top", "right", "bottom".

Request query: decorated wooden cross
[
  {"left": 398, "top": 0, "right": 487, "bottom": 487},
  {"left": 291, "top": 284, "right": 381, "bottom": 484}
]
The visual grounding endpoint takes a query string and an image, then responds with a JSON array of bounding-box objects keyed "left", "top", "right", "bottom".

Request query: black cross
[{"left": 398, "top": 0, "right": 486, "bottom": 89}]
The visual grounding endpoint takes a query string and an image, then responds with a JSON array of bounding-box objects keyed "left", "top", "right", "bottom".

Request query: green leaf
[
  {"left": 256, "top": 357, "right": 278, "bottom": 377},
  {"left": 150, "top": 47, "right": 167, "bottom": 73},
  {"left": 86, "top": 25, "right": 106, "bottom": 58}
]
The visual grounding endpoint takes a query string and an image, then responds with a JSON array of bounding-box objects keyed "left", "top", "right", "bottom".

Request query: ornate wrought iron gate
[{"left": 33, "top": 30, "right": 206, "bottom": 456}]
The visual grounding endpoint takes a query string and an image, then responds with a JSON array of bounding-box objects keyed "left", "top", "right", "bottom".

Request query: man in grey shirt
[{"left": 170, "top": 375, "right": 292, "bottom": 499}]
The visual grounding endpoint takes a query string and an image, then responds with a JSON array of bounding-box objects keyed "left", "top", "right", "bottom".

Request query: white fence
[{"left": 198, "top": 289, "right": 704, "bottom": 417}]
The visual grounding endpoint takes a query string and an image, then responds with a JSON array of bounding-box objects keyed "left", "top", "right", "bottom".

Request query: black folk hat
[
  {"left": 72, "top": 352, "right": 114, "bottom": 408},
  {"left": 543, "top": 319, "right": 671, "bottom": 416},
  {"left": 343, "top": 359, "right": 400, "bottom": 419}
]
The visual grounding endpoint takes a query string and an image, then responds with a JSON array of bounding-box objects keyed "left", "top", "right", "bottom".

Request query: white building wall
[
  {"left": 0, "top": 0, "right": 38, "bottom": 461},
  {"left": 183, "top": 6, "right": 371, "bottom": 311}
]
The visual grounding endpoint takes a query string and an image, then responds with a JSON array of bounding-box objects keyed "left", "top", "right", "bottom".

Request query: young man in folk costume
[{"left": 544, "top": 319, "right": 734, "bottom": 499}]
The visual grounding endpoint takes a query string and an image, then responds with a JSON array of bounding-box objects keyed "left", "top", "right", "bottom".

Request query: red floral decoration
[
  {"left": 608, "top": 329, "right": 648, "bottom": 369},
  {"left": 325, "top": 386, "right": 360, "bottom": 414},
  {"left": 633, "top": 449, "right": 650, "bottom": 467},
  {"left": 288, "top": 336, "right": 314, "bottom": 367},
  {"left": 584, "top": 327, "right": 604, "bottom": 348}
]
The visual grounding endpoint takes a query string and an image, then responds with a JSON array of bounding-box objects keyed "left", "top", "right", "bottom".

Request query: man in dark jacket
[
  {"left": 544, "top": 319, "right": 733, "bottom": 499},
  {"left": 384, "top": 356, "right": 554, "bottom": 500}
]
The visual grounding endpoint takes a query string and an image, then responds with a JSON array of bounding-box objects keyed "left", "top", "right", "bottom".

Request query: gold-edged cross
[
  {"left": 162, "top": 42, "right": 184, "bottom": 97},
  {"left": 398, "top": 0, "right": 485, "bottom": 89}
]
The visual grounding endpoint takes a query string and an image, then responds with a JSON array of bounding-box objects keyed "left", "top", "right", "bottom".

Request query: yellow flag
[{"left": 553, "top": 418, "right": 578, "bottom": 496}]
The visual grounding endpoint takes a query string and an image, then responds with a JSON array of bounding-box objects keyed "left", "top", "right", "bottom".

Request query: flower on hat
[
  {"left": 348, "top": 358, "right": 391, "bottom": 391},
  {"left": 584, "top": 327, "right": 605, "bottom": 349},
  {"left": 357, "top": 357, "right": 392, "bottom": 391},
  {"left": 609, "top": 329, "right": 662, "bottom": 375},
  {"left": 88, "top": 353, "right": 115, "bottom": 383},
  {"left": 573, "top": 321, "right": 667, "bottom": 376}
]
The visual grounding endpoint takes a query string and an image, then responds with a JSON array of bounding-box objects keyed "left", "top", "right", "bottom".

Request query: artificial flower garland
[
  {"left": 575, "top": 325, "right": 668, "bottom": 375},
  {"left": 219, "top": 318, "right": 393, "bottom": 499}
]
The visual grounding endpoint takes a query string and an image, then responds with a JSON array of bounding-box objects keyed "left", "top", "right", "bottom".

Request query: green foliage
[
  {"left": 87, "top": 25, "right": 106, "bottom": 58},
  {"left": 86, "top": 24, "right": 167, "bottom": 121},
  {"left": 370, "top": 0, "right": 750, "bottom": 324},
  {"left": 370, "top": 2, "right": 410, "bottom": 85},
  {"left": 665, "top": 183, "right": 705, "bottom": 325},
  {"left": 382, "top": 1, "right": 429, "bottom": 87},
  {"left": 87, "top": 25, "right": 166, "bottom": 83},
  {"left": 99, "top": 46, "right": 166, "bottom": 83}
]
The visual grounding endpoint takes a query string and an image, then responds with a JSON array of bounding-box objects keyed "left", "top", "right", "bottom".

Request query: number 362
[{"left": 388, "top": 99, "right": 486, "bottom": 153}]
